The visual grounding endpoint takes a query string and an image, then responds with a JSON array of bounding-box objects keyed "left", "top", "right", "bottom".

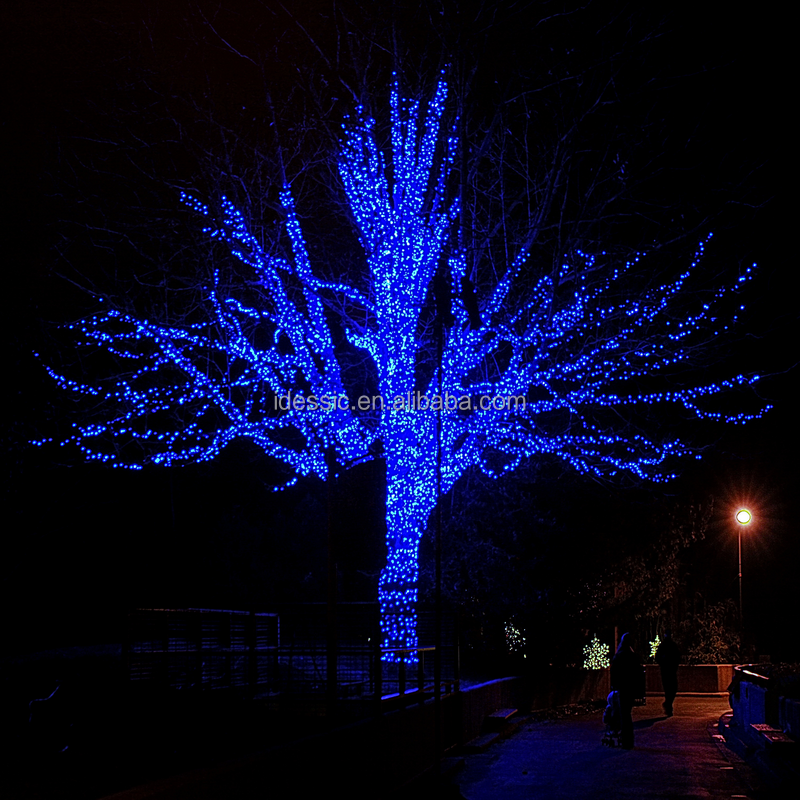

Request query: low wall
[
  {"left": 459, "top": 676, "right": 529, "bottom": 744},
  {"left": 735, "top": 679, "right": 771, "bottom": 728},
  {"left": 780, "top": 697, "right": 800, "bottom": 737},
  {"left": 646, "top": 664, "right": 733, "bottom": 695},
  {"left": 528, "top": 667, "right": 611, "bottom": 710},
  {"left": 730, "top": 667, "right": 788, "bottom": 731},
  {"left": 457, "top": 669, "right": 611, "bottom": 743}
]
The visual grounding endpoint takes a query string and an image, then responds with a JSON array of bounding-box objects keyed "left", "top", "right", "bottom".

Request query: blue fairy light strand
[{"left": 38, "top": 76, "right": 770, "bottom": 664}]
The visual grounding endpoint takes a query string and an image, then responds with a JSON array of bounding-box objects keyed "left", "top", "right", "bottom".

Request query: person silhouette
[
  {"left": 655, "top": 629, "right": 680, "bottom": 716},
  {"left": 611, "top": 632, "right": 644, "bottom": 748}
]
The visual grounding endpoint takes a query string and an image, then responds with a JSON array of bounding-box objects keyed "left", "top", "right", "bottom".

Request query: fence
[
  {"left": 125, "top": 608, "right": 279, "bottom": 692},
  {"left": 125, "top": 604, "right": 459, "bottom": 718}
]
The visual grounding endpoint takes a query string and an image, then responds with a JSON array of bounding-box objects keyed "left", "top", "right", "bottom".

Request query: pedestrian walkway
[{"left": 447, "top": 697, "right": 779, "bottom": 799}]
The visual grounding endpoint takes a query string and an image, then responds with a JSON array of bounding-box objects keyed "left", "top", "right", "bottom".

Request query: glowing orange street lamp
[{"left": 735, "top": 508, "right": 752, "bottom": 629}]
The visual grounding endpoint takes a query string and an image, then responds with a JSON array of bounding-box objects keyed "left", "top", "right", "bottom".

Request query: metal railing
[
  {"left": 125, "top": 604, "right": 459, "bottom": 720},
  {"left": 125, "top": 608, "right": 278, "bottom": 692}
]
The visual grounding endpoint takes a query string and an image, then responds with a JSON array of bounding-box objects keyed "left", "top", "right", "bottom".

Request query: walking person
[
  {"left": 610, "top": 632, "right": 644, "bottom": 749},
  {"left": 655, "top": 629, "right": 680, "bottom": 716}
]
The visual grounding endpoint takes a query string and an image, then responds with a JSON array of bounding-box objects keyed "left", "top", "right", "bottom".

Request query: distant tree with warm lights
[
  {"left": 37, "top": 74, "right": 769, "bottom": 663},
  {"left": 649, "top": 634, "right": 661, "bottom": 660},
  {"left": 583, "top": 635, "right": 611, "bottom": 670}
]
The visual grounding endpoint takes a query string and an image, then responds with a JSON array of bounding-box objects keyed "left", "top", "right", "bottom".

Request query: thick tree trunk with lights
[{"left": 38, "top": 75, "right": 769, "bottom": 663}]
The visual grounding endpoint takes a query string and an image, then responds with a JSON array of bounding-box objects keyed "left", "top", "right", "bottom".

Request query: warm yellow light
[{"left": 735, "top": 508, "right": 752, "bottom": 525}]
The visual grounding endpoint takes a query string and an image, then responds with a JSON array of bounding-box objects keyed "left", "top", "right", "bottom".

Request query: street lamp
[{"left": 734, "top": 508, "right": 752, "bottom": 630}]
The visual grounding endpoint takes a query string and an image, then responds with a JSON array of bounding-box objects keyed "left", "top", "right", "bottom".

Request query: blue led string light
[{"left": 37, "top": 75, "right": 770, "bottom": 663}]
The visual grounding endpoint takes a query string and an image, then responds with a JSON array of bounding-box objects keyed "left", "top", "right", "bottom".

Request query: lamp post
[{"left": 734, "top": 508, "right": 752, "bottom": 633}]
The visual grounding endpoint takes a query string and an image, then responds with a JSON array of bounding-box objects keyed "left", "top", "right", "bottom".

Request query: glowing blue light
[{"left": 38, "top": 76, "right": 770, "bottom": 664}]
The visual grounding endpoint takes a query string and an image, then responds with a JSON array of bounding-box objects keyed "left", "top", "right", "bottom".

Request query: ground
[{"left": 449, "top": 696, "right": 779, "bottom": 799}]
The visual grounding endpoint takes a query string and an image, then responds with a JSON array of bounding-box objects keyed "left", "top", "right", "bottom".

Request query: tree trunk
[{"left": 378, "top": 468, "right": 436, "bottom": 664}]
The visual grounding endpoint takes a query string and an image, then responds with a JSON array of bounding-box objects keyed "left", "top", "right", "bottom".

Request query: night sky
[{"left": 2, "top": 1, "right": 796, "bottom": 662}]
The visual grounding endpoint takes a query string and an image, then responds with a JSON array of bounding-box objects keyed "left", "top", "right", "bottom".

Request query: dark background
[{"left": 1, "top": 1, "right": 796, "bottom": 663}]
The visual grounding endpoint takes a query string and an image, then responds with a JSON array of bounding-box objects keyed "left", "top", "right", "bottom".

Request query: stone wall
[{"left": 646, "top": 664, "right": 734, "bottom": 695}]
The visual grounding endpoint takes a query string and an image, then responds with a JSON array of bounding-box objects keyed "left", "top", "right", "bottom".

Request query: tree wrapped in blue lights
[{"left": 38, "top": 75, "right": 769, "bottom": 663}]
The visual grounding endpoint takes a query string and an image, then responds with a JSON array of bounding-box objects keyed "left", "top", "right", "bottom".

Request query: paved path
[{"left": 448, "top": 697, "right": 776, "bottom": 799}]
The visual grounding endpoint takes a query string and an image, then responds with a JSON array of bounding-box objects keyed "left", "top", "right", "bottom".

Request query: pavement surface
[
  {"left": 446, "top": 696, "right": 782, "bottom": 799},
  {"left": 10, "top": 691, "right": 791, "bottom": 799}
]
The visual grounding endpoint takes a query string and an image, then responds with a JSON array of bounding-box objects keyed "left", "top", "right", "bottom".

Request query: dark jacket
[
  {"left": 611, "top": 636, "right": 644, "bottom": 698},
  {"left": 655, "top": 638, "right": 680, "bottom": 672}
]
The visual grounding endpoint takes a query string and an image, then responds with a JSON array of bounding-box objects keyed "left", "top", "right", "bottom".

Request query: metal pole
[
  {"left": 738, "top": 526, "right": 743, "bottom": 635},
  {"left": 374, "top": 639, "right": 382, "bottom": 719}
]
